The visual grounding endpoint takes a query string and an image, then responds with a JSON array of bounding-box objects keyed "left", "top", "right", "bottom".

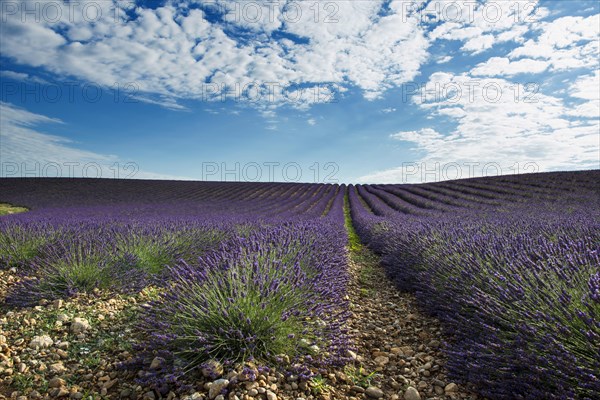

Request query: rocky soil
[
  {"left": 340, "top": 247, "right": 483, "bottom": 400},
  {"left": 0, "top": 247, "right": 485, "bottom": 400}
]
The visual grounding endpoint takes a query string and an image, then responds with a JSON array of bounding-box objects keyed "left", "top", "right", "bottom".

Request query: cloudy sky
[{"left": 1, "top": 0, "right": 598, "bottom": 183}]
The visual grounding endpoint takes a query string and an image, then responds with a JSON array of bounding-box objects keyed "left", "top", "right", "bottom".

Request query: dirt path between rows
[{"left": 341, "top": 243, "right": 484, "bottom": 400}]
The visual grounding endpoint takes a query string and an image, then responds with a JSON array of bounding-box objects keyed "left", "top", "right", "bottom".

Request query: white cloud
[
  {"left": 508, "top": 14, "right": 600, "bottom": 71},
  {"left": 1, "top": 101, "right": 114, "bottom": 166},
  {"left": 496, "top": 25, "right": 529, "bottom": 44},
  {"left": 569, "top": 70, "right": 600, "bottom": 101},
  {"left": 356, "top": 166, "right": 406, "bottom": 184},
  {"left": 567, "top": 100, "right": 600, "bottom": 119},
  {"left": 566, "top": 70, "right": 600, "bottom": 119},
  {"left": 359, "top": 70, "right": 599, "bottom": 183},
  {"left": 1, "top": 70, "right": 29, "bottom": 81},
  {"left": 132, "top": 95, "right": 189, "bottom": 111},
  {"left": 390, "top": 127, "right": 442, "bottom": 141},
  {"left": 307, "top": 118, "right": 316, "bottom": 126},
  {"left": 0, "top": 102, "right": 189, "bottom": 179},
  {"left": 436, "top": 56, "right": 453, "bottom": 64},
  {"left": 363, "top": 8, "right": 598, "bottom": 183},
  {"left": 537, "top": 15, "right": 599, "bottom": 48},
  {"left": 381, "top": 107, "right": 397, "bottom": 113},
  {"left": 427, "top": 0, "right": 543, "bottom": 54},
  {"left": 0, "top": 70, "right": 49, "bottom": 84},
  {"left": 426, "top": 2, "right": 598, "bottom": 73},
  {"left": 0, "top": 0, "right": 432, "bottom": 108},
  {"left": 461, "top": 34, "right": 496, "bottom": 54},
  {"left": 471, "top": 57, "right": 549, "bottom": 76}
]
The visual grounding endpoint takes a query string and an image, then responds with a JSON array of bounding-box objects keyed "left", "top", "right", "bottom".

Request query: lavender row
[
  {"left": 372, "top": 185, "right": 458, "bottom": 213},
  {"left": 349, "top": 171, "right": 600, "bottom": 399},
  {"left": 2, "top": 220, "right": 233, "bottom": 304}
]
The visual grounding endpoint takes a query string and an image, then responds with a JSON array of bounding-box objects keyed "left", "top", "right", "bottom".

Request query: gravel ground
[
  {"left": 0, "top": 247, "right": 485, "bottom": 400},
  {"left": 341, "top": 248, "right": 484, "bottom": 400}
]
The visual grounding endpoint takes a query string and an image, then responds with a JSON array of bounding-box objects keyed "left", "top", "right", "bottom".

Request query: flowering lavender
[
  {"left": 5, "top": 232, "right": 148, "bottom": 306},
  {"left": 3, "top": 172, "right": 596, "bottom": 397},
  {"left": 350, "top": 170, "right": 600, "bottom": 399},
  {"left": 0, "top": 178, "right": 351, "bottom": 390},
  {"left": 0, "top": 221, "right": 58, "bottom": 270},
  {"left": 136, "top": 221, "right": 350, "bottom": 380}
]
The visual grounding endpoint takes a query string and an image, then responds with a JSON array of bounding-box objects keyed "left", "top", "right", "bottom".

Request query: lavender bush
[
  {"left": 5, "top": 234, "right": 147, "bottom": 306},
  {"left": 136, "top": 221, "right": 350, "bottom": 385},
  {"left": 0, "top": 222, "right": 58, "bottom": 270}
]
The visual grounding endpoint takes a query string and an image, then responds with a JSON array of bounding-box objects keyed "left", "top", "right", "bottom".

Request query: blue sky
[{"left": 1, "top": 0, "right": 598, "bottom": 183}]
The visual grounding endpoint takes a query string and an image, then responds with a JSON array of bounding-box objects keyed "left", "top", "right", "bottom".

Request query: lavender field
[{"left": 0, "top": 171, "right": 599, "bottom": 400}]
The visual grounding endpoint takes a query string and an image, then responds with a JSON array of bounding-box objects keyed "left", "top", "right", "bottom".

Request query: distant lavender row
[
  {"left": 350, "top": 170, "right": 600, "bottom": 399},
  {"left": 0, "top": 178, "right": 337, "bottom": 215}
]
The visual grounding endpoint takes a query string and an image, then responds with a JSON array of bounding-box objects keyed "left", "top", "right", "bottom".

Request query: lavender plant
[
  {"left": 136, "top": 222, "right": 350, "bottom": 383},
  {"left": 6, "top": 237, "right": 147, "bottom": 306},
  {"left": 0, "top": 222, "right": 57, "bottom": 270}
]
